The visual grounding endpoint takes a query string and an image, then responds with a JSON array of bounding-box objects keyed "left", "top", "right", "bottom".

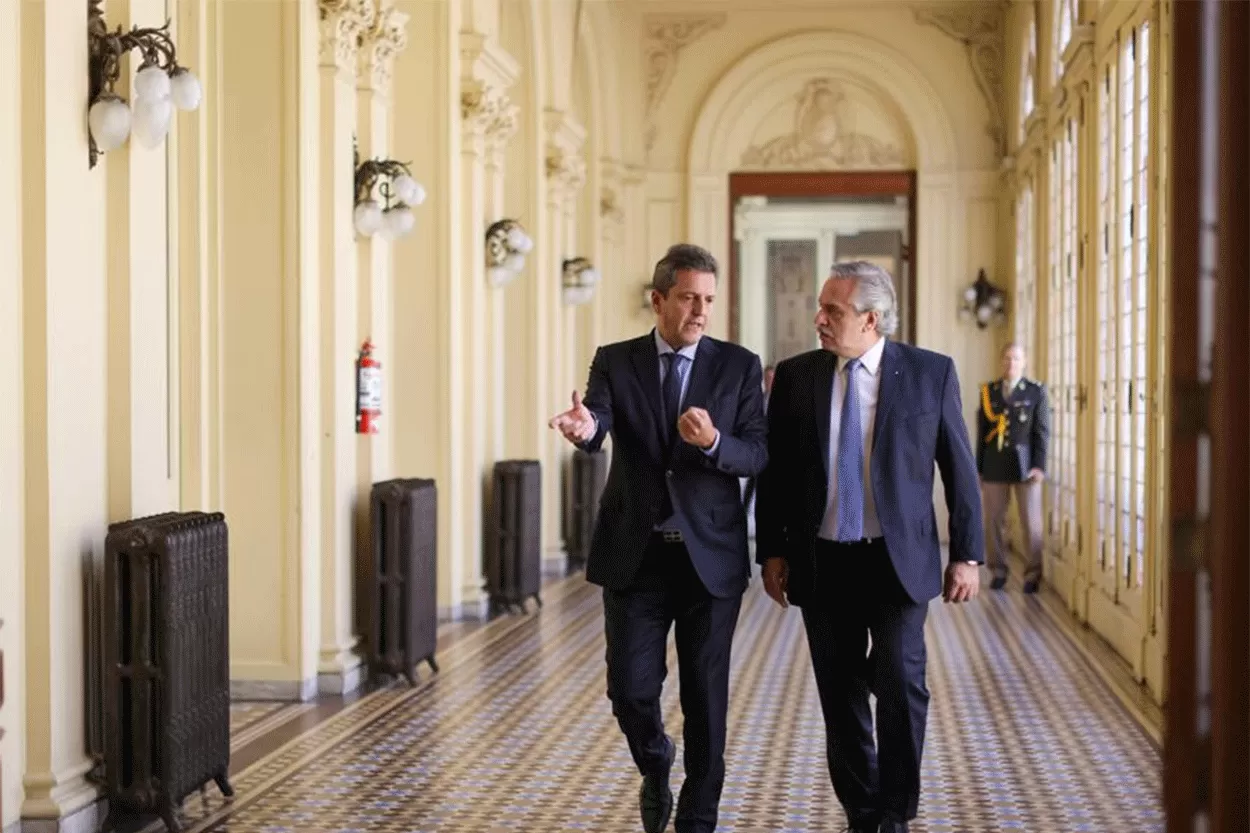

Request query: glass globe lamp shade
[
  {"left": 354, "top": 200, "right": 383, "bottom": 237},
  {"left": 507, "top": 226, "right": 533, "bottom": 253},
  {"left": 963, "top": 286, "right": 978, "bottom": 303},
  {"left": 88, "top": 94, "right": 132, "bottom": 152},
  {"left": 582, "top": 267, "right": 601, "bottom": 285},
  {"left": 504, "top": 253, "right": 525, "bottom": 273},
  {"left": 170, "top": 68, "right": 202, "bottom": 111},
  {"left": 976, "top": 304, "right": 991, "bottom": 323},
  {"left": 134, "top": 64, "right": 171, "bottom": 100},
  {"left": 131, "top": 94, "right": 172, "bottom": 149},
  {"left": 383, "top": 206, "right": 415, "bottom": 239},
  {"left": 393, "top": 175, "right": 425, "bottom": 206}
]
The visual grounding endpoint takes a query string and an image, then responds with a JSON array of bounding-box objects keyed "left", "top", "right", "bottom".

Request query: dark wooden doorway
[
  {"left": 727, "top": 171, "right": 918, "bottom": 346},
  {"left": 1164, "top": 1, "right": 1248, "bottom": 831}
]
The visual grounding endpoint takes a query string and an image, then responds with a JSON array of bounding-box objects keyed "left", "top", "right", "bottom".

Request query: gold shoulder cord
[{"left": 980, "top": 383, "right": 1007, "bottom": 451}]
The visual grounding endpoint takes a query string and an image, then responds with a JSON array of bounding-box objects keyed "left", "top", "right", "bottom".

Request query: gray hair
[
  {"left": 652, "top": 243, "right": 719, "bottom": 295},
  {"left": 829, "top": 260, "right": 899, "bottom": 338}
]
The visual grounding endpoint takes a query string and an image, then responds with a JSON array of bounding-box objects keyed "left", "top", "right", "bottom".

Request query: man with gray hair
[{"left": 755, "top": 260, "right": 984, "bottom": 833}]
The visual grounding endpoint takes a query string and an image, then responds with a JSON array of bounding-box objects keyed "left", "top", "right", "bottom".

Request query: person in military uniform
[{"left": 976, "top": 342, "right": 1050, "bottom": 593}]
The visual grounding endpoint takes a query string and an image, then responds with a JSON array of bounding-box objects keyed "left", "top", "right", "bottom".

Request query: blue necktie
[
  {"left": 835, "top": 358, "right": 865, "bottom": 541},
  {"left": 662, "top": 352, "right": 687, "bottom": 444}
]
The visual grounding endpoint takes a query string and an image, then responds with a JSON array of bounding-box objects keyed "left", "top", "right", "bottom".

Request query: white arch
[{"left": 687, "top": 29, "right": 959, "bottom": 174}]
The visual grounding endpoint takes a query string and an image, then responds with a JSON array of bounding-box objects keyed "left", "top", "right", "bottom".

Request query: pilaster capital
[
  {"left": 318, "top": 0, "right": 375, "bottom": 71},
  {"left": 461, "top": 86, "right": 518, "bottom": 149},
  {"left": 358, "top": 2, "right": 409, "bottom": 92},
  {"left": 545, "top": 109, "right": 587, "bottom": 202}
]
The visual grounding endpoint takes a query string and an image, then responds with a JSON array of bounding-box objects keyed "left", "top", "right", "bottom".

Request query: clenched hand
[
  {"left": 548, "top": 391, "right": 595, "bottom": 444},
  {"left": 677, "top": 406, "right": 719, "bottom": 450}
]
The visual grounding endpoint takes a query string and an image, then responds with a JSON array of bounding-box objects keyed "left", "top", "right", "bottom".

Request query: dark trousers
[
  {"left": 602, "top": 536, "right": 742, "bottom": 833},
  {"left": 802, "top": 537, "right": 930, "bottom": 825}
]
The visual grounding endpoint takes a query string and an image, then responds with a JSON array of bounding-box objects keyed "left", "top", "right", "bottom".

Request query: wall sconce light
[
  {"left": 561, "top": 257, "right": 601, "bottom": 306},
  {"left": 353, "top": 143, "right": 425, "bottom": 240},
  {"left": 641, "top": 283, "right": 655, "bottom": 311},
  {"left": 959, "top": 268, "right": 1007, "bottom": 328},
  {"left": 87, "top": 0, "right": 202, "bottom": 168},
  {"left": 485, "top": 219, "right": 534, "bottom": 286}
]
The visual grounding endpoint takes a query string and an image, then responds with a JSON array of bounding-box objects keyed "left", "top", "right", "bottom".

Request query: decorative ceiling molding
[
  {"left": 740, "top": 77, "right": 906, "bottom": 170},
  {"left": 643, "top": 13, "right": 727, "bottom": 155},
  {"left": 913, "top": 0, "right": 1008, "bottom": 157}
]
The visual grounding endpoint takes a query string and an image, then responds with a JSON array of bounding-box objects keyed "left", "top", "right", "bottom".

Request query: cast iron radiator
[
  {"left": 487, "top": 460, "right": 543, "bottom": 615},
  {"left": 566, "top": 448, "right": 608, "bottom": 574},
  {"left": 366, "top": 478, "right": 440, "bottom": 683},
  {"left": 100, "top": 511, "right": 233, "bottom": 833}
]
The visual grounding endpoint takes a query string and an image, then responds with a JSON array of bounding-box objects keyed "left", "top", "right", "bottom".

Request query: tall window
[
  {"left": 1046, "top": 123, "right": 1079, "bottom": 552},
  {"left": 1060, "top": 117, "right": 1079, "bottom": 536},
  {"left": 1095, "top": 22, "right": 1151, "bottom": 602},
  {"left": 1015, "top": 184, "right": 1036, "bottom": 356},
  {"left": 1096, "top": 62, "right": 1117, "bottom": 573},
  {"left": 1152, "top": 3, "right": 1171, "bottom": 626},
  {"left": 1053, "top": 0, "right": 1075, "bottom": 83},
  {"left": 1019, "top": 14, "right": 1037, "bottom": 143}
]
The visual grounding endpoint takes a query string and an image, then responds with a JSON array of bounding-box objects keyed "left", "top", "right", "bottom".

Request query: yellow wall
[{"left": 0, "top": 0, "right": 1175, "bottom": 828}]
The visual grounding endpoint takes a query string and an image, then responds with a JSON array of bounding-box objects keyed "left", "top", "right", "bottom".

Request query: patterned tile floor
[{"left": 192, "top": 572, "right": 1161, "bottom": 832}]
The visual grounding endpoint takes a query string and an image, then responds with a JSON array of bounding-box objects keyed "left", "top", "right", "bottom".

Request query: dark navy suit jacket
[
  {"left": 578, "top": 332, "right": 769, "bottom": 599},
  {"left": 755, "top": 340, "right": 984, "bottom": 605}
]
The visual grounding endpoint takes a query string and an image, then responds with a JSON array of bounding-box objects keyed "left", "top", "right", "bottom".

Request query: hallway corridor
[{"left": 199, "top": 574, "right": 1162, "bottom": 833}]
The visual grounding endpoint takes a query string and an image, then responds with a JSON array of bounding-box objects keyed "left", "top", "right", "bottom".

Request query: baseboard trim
[
  {"left": 230, "top": 676, "right": 318, "bottom": 702},
  {"left": 21, "top": 797, "right": 103, "bottom": 833},
  {"left": 317, "top": 661, "right": 365, "bottom": 696}
]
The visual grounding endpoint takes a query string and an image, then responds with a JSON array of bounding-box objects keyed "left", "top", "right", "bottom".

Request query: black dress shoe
[
  {"left": 640, "top": 737, "right": 676, "bottom": 833},
  {"left": 990, "top": 576, "right": 1007, "bottom": 590},
  {"left": 1022, "top": 579, "right": 1040, "bottom": 594}
]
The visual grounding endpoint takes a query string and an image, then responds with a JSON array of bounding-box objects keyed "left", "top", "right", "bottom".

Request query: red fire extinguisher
[{"left": 356, "top": 339, "right": 382, "bottom": 434}]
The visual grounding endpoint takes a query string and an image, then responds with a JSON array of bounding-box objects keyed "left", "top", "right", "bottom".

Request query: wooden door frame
[{"left": 726, "top": 171, "right": 918, "bottom": 345}]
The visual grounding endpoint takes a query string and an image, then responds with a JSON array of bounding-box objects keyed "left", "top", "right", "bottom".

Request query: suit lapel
[
  {"left": 630, "top": 333, "right": 667, "bottom": 450},
  {"left": 816, "top": 351, "right": 834, "bottom": 479},
  {"left": 873, "top": 340, "right": 899, "bottom": 449}
]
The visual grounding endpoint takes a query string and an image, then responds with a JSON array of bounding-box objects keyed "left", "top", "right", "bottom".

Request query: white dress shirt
[{"left": 818, "top": 336, "right": 885, "bottom": 541}]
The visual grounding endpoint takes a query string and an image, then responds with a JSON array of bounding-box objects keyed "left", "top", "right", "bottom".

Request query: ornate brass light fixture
[
  {"left": 959, "top": 268, "right": 1007, "bottom": 329},
  {"left": 353, "top": 143, "right": 425, "bottom": 240},
  {"left": 561, "top": 257, "right": 600, "bottom": 306},
  {"left": 484, "top": 219, "right": 534, "bottom": 285},
  {"left": 87, "top": 0, "right": 202, "bottom": 167}
]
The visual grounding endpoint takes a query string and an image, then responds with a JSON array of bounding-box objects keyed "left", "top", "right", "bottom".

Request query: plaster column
[
  {"left": 20, "top": 0, "right": 109, "bottom": 826},
  {"left": 352, "top": 4, "right": 408, "bottom": 643},
  {"left": 457, "top": 36, "right": 516, "bottom": 617},
  {"left": 315, "top": 0, "right": 371, "bottom": 695},
  {"left": 541, "top": 111, "right": 586, "bottom": 564},
  {"left": 483, "top": 99, "right": 518, "bottom": 471}
]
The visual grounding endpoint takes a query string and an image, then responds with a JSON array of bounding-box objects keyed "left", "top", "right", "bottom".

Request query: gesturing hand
[
  {"left": 677, "top": 406, "right": 718, "bottom": 450},
  {"left": 942, "top": 561, "right": 980, "bottom": 604},
  {"left": 548, "top": 391, "right": 596, "bottom": 444}
]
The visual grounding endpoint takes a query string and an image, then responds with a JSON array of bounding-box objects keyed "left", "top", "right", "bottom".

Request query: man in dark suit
[
  {"left": 976, "top": 342, "right": 1050, "bottom": 593},
  {"left": 755, "top": 261, "right": 984, "bottom": 833},
  {"left": 548, "top": 243, "right": 768, "bottom": 833}
]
